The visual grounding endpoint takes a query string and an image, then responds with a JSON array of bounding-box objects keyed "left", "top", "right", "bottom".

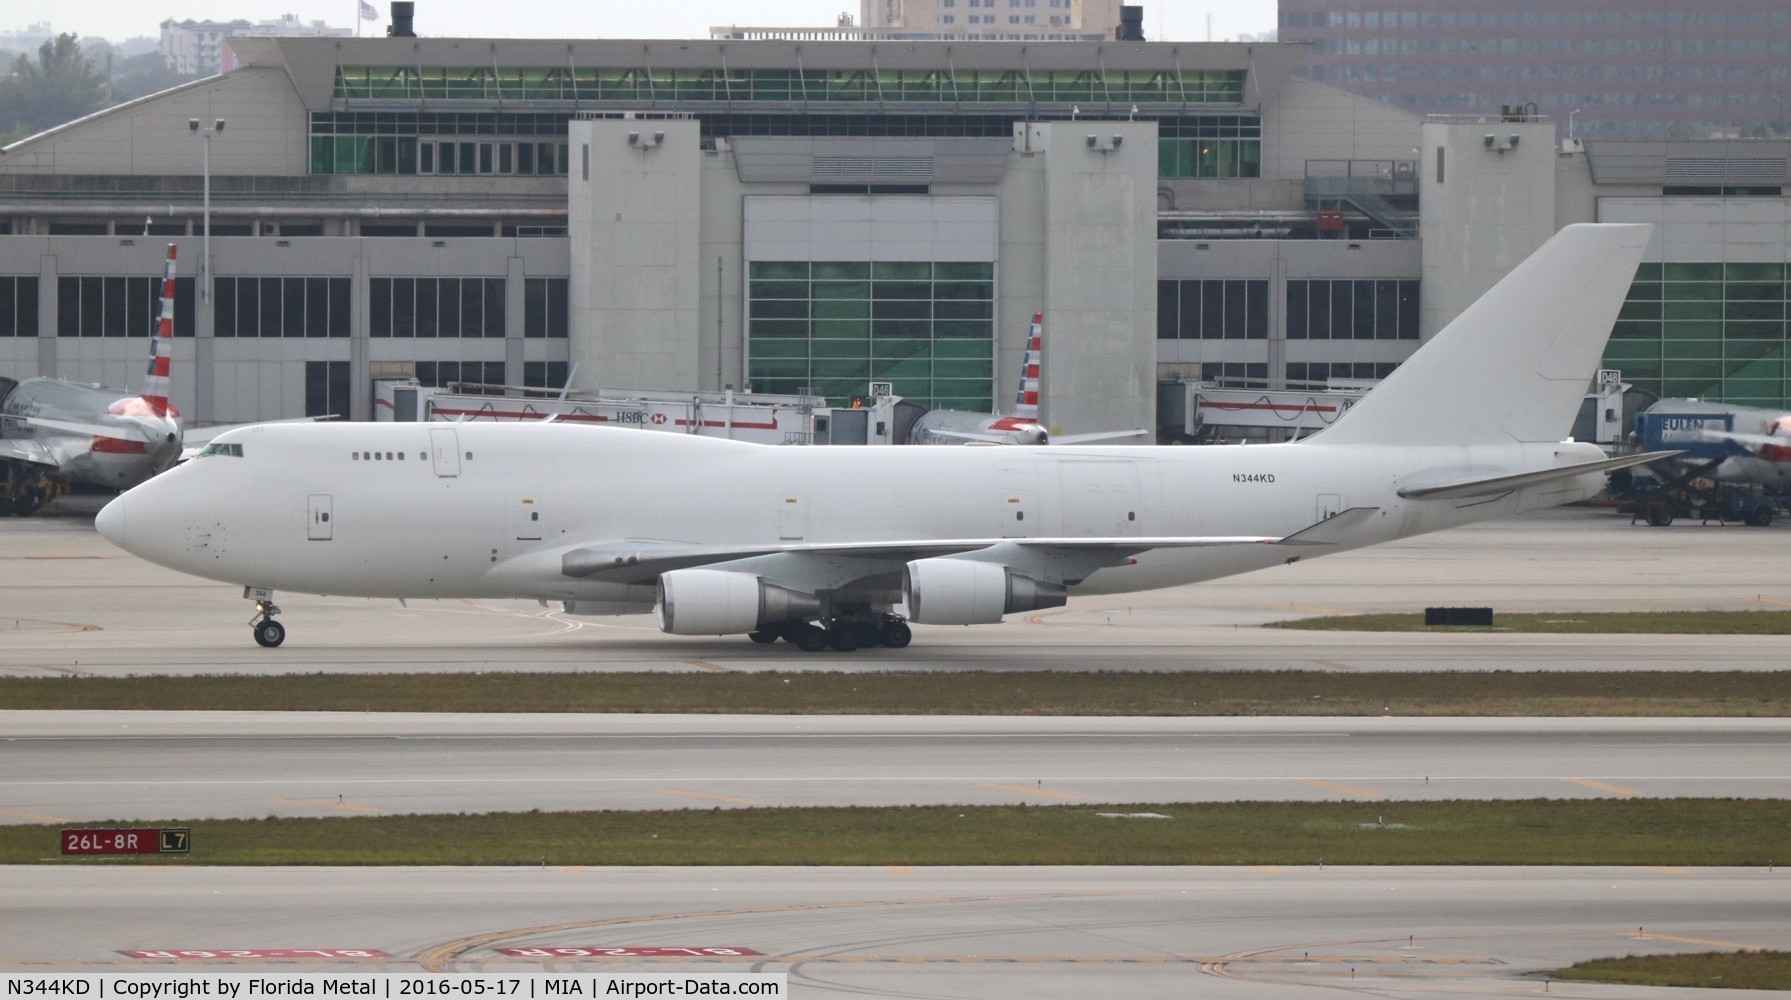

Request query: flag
[{"left": 359, "top": 0, "right": 378, "bottom": 21}]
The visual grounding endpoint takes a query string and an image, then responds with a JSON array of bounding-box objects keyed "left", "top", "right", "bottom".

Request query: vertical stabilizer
[
  {"left": 1011, "top": 313, "right": 1042, "bottom": 420},
  {"left": 1314, "top": 224, "right": 1651, "bottom": 446},
  {"left": 140, "top": 244, "right": 178, "bottom": 418}
]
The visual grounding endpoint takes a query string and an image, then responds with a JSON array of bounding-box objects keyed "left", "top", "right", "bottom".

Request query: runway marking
[
  {"left": 21, "top": 556, "right": 107, "bottom": 560},
  {"left": 0, "top": 809, "right": 69, "bottom": 823},
  {"left": 884, "top": 866, "right": 915, "bottom": 874},
  {"left": 978, "top": 782, "right": 1080, "bottom": 800},
  {"left": 1631, "top": 932, "right": 1764, "bottom": 951},
  {"left": 1308, "top": 659, "right": 1357, "bottom": 672},
  {"left": 1646, "top": 867, "right": 1691, "bottom": 876},
  {"left": 1561, "top": 778, "right": 1645, "bottom": 797},
  {"left": 1299, "top": 780, "right": 1384, "bottom": 799},
  {"left": 1253, "top": 866, "right": 1295, "bottom": 875},
  {"left": 655, "top": 789, "right": 764, "bottom": 806},
  {"left": 413, "top": 891, "right": 1128, "bottom": 973},
  {"left": 1751, "top": 597, "right": 1791, "bottom": 608},
  {"left": 683, "top": 659, "right": 734, "bottom": 673},
  {"left": 270, "top": 797, "right": 384, "bottom": 814}
]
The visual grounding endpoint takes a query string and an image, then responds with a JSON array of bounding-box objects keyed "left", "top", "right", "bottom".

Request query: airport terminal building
[{"left": 2, "top": 31, "right": 1790, "bottom": 433}]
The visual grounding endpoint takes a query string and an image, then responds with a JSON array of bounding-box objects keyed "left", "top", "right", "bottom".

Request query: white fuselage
[{"left": 99, "top": 421, "right": 1607, "bottom": 609}]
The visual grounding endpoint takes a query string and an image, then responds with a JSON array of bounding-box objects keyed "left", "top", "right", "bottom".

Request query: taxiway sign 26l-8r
[{"left": 96, "top": 224, "right": 1669, "bottom": 651}]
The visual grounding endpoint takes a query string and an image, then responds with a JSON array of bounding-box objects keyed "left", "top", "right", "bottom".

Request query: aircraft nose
[{"left": 95, "top": 495, "right": 126, "bottom": 548}]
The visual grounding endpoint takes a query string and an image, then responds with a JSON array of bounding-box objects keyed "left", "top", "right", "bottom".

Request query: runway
[
  {"left": 6, "top": 502, "right": 1787, "bottom": 998},
  {"left": 5, "top": 713, "right": 1788, "bottom": 821},
  {"left": 5, "top": 503, "right": 1791, "bottom": 675},
  {"left": 4, "top": 864, "right": 1787, "bottom": 998}
]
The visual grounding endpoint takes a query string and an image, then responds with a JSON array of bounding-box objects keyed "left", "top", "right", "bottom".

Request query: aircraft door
[
  {"left": 429, "top": 428, "right": 460, "bottom": 478},
  {"left": 1057, "top": 459, "right": 1141, "bottom": 537},
  {"left": 509, "top": 493, "right": 543, "bottom": 541},
  {"left": 996, "top": 491, "right": 1036, "bottom": 538},
  {"left": 307, "top": 494, "right": 333, "bottom": 541},
  {"left": 1316, "top": 493, "right": 1344, "bottom": 520},
  {"left": 777, "top": 493, "right": 807, "bottom": 541}
]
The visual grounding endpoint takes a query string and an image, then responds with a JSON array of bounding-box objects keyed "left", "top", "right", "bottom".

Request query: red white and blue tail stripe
[
  {"left": 1011, "top": 312, "right": 1042, "bottom": 421},
  {"left": 141, "top": 244, "right": 177, "bottom": 417}
]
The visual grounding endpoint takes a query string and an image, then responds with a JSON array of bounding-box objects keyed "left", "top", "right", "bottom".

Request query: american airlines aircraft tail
[{"left": 96, "top": 224, "right": 1671, "bottom": 651}]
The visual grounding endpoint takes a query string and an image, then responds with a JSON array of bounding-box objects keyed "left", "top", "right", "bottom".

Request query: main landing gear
[
  {"left": 250, "top": 598, "right": 286, "bottom": 647},
  {"left": 748, "top": 614, "right": 911, "bottom": 653}
]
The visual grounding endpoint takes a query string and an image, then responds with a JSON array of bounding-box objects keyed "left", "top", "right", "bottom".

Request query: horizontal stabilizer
[
  {"left": 1397, "top": 451, "right": 1680, "bottom": 500},
  {"left": 24, "top": 416, "right": 153, "bottom": 442}
]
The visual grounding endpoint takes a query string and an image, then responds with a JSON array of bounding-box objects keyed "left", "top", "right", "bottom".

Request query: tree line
[{"left": 1, "top": 33, "right": 199, "bottom": 147}]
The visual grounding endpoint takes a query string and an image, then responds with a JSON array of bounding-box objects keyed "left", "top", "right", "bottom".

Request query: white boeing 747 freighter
[{"left": 97, "top": 224, "right": 1668, "bottom": 651}]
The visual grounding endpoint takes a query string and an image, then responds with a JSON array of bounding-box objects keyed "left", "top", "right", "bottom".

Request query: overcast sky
[{"left": 14, "top": 1, "right": 1279, "bottom": 46}]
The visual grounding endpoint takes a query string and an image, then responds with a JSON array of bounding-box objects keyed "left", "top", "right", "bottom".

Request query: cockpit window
[{"left": 195, "top": 442, "right": 244, "bottom": 458}]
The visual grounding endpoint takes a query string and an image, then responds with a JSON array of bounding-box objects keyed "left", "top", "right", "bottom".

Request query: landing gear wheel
[
  {"left": 1647, "top": 508, "right": 1674, "bottom": 527},
  {"left": 747, "top": 628, "right": 780, "bottom": 644},
  {"left": 786, "top": 623, "right": 828, "bottom": 652},
  {"left": 879, "top": 620, "right": 913, "bottom": 648},
  {"left": 253, "top": 619, "right": 286, "bottom": 648},
  {"left": 826, "top": 623, "right": 861, "bottom": 652},
  {"left": 1747, "top": 505, "right": 1774, "bottom": 527}
]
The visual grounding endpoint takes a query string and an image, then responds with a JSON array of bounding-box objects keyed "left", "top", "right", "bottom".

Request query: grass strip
[
  {"left": 1555, "top": 950, "right": 1791, "bottom": 991},
  {"left": 1267, "top": 610, "right": 1791, "bottom": 634},
  {"left": 6, "top": 799, "right": 1786, "bottom": 866},
  {"left": 2, "top": 670, "right": 1788, "bottom": 716}
]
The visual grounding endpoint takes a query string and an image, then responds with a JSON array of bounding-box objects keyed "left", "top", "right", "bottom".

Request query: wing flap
[{"left": 1397, "top": 451, "right": 1680, "bottom": 500}]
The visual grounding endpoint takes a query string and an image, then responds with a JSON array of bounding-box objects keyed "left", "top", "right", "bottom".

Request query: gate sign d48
[{"left": 62, "top": 828, "right": 191, "bottom": 855}]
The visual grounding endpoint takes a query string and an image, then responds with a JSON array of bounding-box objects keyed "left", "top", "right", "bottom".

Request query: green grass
[
  {"left": 1555, "top": 950, "right": 1791, "bottom": 990},
  {"left": 1268, "top": 610, "right": 1791, "bottom": 634},
  {"left": 8, "top": 799, "right": 1786, "bottom": 866},
  {"left": 2, "top": 670, "right": 1788, "bottom": 716}
]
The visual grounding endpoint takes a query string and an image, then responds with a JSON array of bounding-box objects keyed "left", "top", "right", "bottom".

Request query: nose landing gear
[{"left": 248, "top": 596, "right": 285, "bottom": 647}]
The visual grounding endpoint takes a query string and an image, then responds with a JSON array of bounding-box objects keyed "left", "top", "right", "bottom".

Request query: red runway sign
[
  {"left": 120, "top": 950, "right": 391, "bottom": 960},
  {"left": 62, "top": 828, "right": 189, "bottom": 855},
  {"left": 498, "top": 948, "right": 761, "bottom": 958}
]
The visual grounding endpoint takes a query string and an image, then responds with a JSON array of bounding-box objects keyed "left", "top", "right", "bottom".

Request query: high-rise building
[
  {"left": 159, "top": 16, "right": 351, "bottom": 76},
  {"left": 1279, "top": 0, "right": 1791, "bottom": 138},
  {"left": 859, "top": 0, "right": 1123, "bottom": 41}
]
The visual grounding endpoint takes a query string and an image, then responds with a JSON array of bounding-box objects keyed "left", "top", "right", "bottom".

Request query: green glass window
[
  {"left": 746, "top": 260, "right": 995, "bottom": 407},
  {"left": 1606, "top": 267, "right": 1791, "bottom": 405}
]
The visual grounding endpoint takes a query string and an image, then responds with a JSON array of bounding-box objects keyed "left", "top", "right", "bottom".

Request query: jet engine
[
  {"left": 655, "top": 569, "right": 820, "bottom": 635},
  {"left": 903, "top": 558, "right": 1067, "bottom": 625}
]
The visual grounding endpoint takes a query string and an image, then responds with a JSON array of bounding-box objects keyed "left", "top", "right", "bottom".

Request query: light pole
[
  {"left": 188, "top": 117, "right": 225, "bottom": 301},
  {"left": 1568, "top": 108, "right": 1581, "bottom": 141}
]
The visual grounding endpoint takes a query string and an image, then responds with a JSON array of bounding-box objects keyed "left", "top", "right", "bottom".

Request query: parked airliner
[
  {"left": 97, "top": 224, "right": 1668, "bottom": 651},
  {"left": 905, "top": 313, "right": 1148, "bottom": 445},
  {"left": 0, "top": 246, "right": 186, "bottom": 515}
]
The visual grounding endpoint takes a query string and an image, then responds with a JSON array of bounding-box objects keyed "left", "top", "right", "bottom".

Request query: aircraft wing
[
  {"left": 562, "top": 533, "right": 1294, "bottom": 587},
  {"left": 1397, "top": 451, "right": 1680, "bottom": 500},
  {"left": 0, "top": 436, "right": 60, "bottom": 469},
  {"left": 19, "top": 416, "right": 153, "bottom": 442}
]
